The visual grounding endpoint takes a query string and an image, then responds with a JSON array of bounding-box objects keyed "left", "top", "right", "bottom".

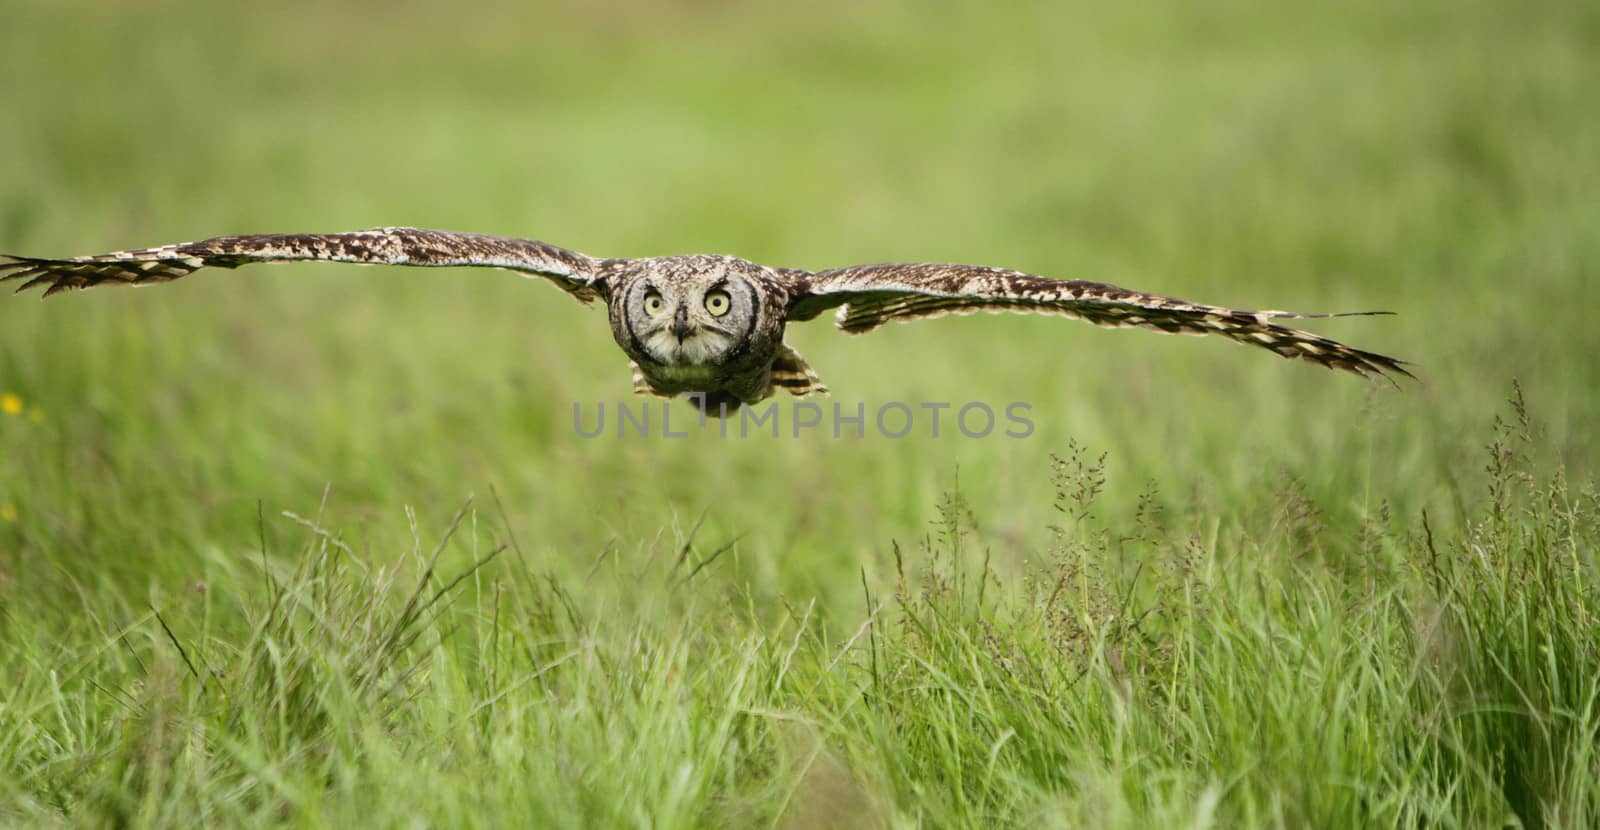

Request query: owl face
[{"left": 618, "top": 258, "right": 760, "bottom": 367}]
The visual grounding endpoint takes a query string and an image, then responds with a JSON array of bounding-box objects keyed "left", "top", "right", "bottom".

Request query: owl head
[{"left": 615, "top": 256, "right": 763, "bottom": 367}]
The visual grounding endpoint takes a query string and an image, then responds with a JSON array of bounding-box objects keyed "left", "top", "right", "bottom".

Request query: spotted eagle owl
[{"left": 3, "top": 227, "right": 1410, "bottom": 414}]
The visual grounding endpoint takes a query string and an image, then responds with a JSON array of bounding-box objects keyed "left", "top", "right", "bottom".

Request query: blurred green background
[
  {"left": 4, "top": 0, "right": 1600, "bottom": 825},
  {"left": 1, "top": 0, "right": 1596, "bottom": 631}
]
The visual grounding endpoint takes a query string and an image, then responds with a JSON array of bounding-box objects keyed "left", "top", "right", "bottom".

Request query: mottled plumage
[{"left": 3, "top": 227, "right": 1411, "bottom": 413}]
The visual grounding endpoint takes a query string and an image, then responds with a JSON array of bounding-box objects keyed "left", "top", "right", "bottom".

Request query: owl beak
[{"left": 672, "top": 306, "right": 693, "bottom": 342}]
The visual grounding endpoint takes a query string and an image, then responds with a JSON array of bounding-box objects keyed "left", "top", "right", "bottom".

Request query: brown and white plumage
[
  {"left": 2, "top": 226, "right": 1411, "bottom": 410},
  {"left": 787, "top": 262, "right": 1411, "bottom": 380},
  {"left": 0, "top": 227, "right": 603, "bottom": 301}
]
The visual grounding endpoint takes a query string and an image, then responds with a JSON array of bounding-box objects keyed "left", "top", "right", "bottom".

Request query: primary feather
[{"left": 788, "top": 262, "right": 1412, "bottom": 381}]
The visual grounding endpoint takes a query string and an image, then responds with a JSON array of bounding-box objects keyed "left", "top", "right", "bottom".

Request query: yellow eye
[
  {"left": 704, "top": 290, "right": 731, "bottom": 317},
  {"left": 644, "top": 294, "right": 666, "bottom": 315}
]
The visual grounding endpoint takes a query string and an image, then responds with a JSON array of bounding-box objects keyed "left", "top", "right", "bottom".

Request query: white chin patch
[{"left": 644, "top": 330, "right": 727, "bottom": 366}]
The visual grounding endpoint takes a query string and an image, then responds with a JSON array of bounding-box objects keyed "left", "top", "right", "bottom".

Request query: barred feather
[
  {"left": 769, "top": 343, "right": 829, "bottom": 397},
  {"left": 789, "top": 262, "right": 1412, "bottom": 381},
  {"left": 1, "top": 227, "right": 604, "bottom": 300}
]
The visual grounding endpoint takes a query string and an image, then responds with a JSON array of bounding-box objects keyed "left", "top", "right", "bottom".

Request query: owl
[{"left": 3, "top": 227, "right": 1409, "bottom": 414}]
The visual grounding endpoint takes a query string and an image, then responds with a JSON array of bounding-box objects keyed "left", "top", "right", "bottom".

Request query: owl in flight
[{"left": 2, "top": 227, "right": 1409, "bottom": 414}]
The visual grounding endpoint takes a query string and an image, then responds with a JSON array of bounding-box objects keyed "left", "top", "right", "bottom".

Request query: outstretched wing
[
  {"left": 787, "top": 262, "right": 1412, "bottom": 380},
  {"left": 2, "top": 227, "right": 607, "bottom": 301}
]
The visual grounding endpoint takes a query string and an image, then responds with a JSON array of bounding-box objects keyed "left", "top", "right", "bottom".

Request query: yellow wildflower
[
  {"left": 0, "top": 503, "right": 15, "bottom": 522},
  {"left": 0, "top": 394, "right": 21, "bottom": 416}
]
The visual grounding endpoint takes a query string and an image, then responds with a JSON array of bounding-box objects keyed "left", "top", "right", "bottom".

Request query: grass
[{"left": 2, "top": 0, "right": 1598, "bottom": 825}]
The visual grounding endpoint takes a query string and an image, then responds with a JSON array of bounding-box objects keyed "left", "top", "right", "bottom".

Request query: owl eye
[
  {"left": 644, "top": 293, "right": 666, "bottom": 315},
  {"left": 704, "top": 290, "right": 732, "bottom": 317}
]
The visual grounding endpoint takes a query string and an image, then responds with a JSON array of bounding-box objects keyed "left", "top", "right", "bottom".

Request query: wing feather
[
  {"left": 1, "top": 227, "right": 605, "bottom": 301},
  {"left": 788, "top": 262, "right": 1412, "bottom": 381}
]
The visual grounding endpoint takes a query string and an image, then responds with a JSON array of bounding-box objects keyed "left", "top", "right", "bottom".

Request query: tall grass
[
  {"left": 3, "top": 0, "right": 1598, "bottom": 825},
  {"left": 3, "top": 389, "right": 1593, "bottom": 827}
]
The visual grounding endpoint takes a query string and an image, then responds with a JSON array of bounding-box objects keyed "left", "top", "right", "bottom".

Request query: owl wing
[
  {"left": 2, "top": 227, "right": 606, "bottom": 301},
  {"left": 786, "top": 262, "right": 1412, "bottom": 380}
]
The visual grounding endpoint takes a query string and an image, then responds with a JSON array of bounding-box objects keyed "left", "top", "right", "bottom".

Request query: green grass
[{"left": 2, "top": 0, "right": 1598, "bottom": 825}]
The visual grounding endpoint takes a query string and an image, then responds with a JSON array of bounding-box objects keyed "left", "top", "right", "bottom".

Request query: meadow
[{"left": 2, "top": 0, "right": 1598, "bottom": 826}]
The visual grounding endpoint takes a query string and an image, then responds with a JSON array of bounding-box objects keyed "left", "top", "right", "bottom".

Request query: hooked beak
[{"left": 672, "top": 306, "right": 692, "bottom": 342}]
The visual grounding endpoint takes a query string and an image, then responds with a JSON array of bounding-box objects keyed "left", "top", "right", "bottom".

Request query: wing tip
[
  {"left": 1258, "top": 308, "right": 1398, "bottom": 320},
  {"left": 39, "top": 280, "right": 79, "bottom": 299},
  {"left": 1, "top": 254, "right": 38, "bottom": 273},
  {"left": 1335, "top": 350, "right": 1418, "bottom": 386},
  {"left": 2, "top": 260, "right": 52, "bottom": 296}
]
